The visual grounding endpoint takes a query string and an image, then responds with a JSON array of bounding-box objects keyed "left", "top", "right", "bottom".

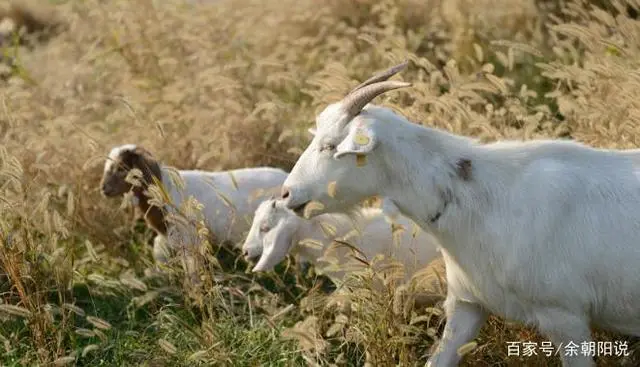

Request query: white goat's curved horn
[
  {"left": 341, "top": 80, "right": 412, "bottom": 120},
  {"left": 347, "top": 60, "right": 410, "bottom": 94}
]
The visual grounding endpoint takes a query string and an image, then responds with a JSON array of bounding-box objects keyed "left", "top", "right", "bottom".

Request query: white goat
[
  {"left": 100, "top": 144, "right": 287, "bottom": 281},
  {"left": 242, "top": 198, "right": 441, "bottom": 288},
  {"left": 279, "top": 61, "right": 640, "bottom": 367}
]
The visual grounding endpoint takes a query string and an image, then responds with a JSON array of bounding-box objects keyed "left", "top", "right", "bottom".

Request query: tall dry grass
[{"left": 1, "top": 0, "right": 640, "bottom": 365}]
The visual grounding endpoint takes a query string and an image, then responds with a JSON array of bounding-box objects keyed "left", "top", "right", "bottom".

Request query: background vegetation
[{"left": 1, "top": 0, "right": 640, "bottom": 365}]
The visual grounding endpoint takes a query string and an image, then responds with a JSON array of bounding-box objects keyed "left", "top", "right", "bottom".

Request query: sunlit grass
[{"left": 1, "top": 0, "right": 639, "bottom": 365}]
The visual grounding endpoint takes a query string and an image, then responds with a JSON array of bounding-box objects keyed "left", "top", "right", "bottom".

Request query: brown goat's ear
[
  {"left": 130, "top": 146, "right": 152, "bottom": 166},
  {"left": 118, "top": 149, "right": 138, "bottom": 170},
  {"left": 123, "top": 146, "right": 161, "bottom": 184},
  {"left": 132, "top": 146, "right": 153, "bottom": 158},
  {"left": 134, "top": 147, "right": 157, "bottom": 168}
]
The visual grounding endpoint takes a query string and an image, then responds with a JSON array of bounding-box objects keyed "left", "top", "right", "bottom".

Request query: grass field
[{"left": 1, "top": 0, "right": 640, "bottom": 365}]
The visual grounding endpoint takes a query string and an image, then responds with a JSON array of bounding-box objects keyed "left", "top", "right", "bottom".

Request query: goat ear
[
  {"left": 308, "top": 127, "right": 317, "bottom": 136},
  {"left": 256, "top": 224, "right": 293, "bottom": 270},
  {"left": 334, "top": 123, "right": 377, "bottom": 159}
]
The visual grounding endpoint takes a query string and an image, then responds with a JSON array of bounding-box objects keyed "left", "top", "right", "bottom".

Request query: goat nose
[
  {"left": 243, "top": 249, "right": 259, "bottom": 262},
  {"left": 281, "top": 186, "right": 291, "bottom": 199}
]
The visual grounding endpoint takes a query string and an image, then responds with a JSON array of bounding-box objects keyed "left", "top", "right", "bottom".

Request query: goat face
[
  {"left": 243, "top": 199, "right": 299, "bottom": 271},
  {"left": 281, "top": 62, "right": 412, "bottom": 218},
  {"left": 101, "top": 146, "right": 136, "bottom": 197},
  {"left": 281, "top": 104, "right": 388, "bottom": 218},
  {"left": 100, "top": 144, "right": 160, "bottom": 197}
]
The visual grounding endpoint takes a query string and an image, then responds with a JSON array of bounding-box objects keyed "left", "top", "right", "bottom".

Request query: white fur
[
  {"left": 281, "top": 102, "right": 640, "bottom": 367},
  {"left": 242, "top": 198, "right": 441, "bottom": 285},
  {"left": 157, "top": 166, "right": 288, "bottom": 245},
  {"left": 103, "top": 145, "right": 288, "bottom": 282}
]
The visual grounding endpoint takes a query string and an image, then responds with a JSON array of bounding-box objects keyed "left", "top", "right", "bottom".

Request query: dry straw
[{"left": 1, "top": 0, "right": 639, "bottom": 365}]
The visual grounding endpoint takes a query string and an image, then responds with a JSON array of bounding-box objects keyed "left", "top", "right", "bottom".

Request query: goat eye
[
  {"left": 320, "top": 144, "right": 336, "bottom": 152},
  {"left": 259, "top": 225, "right": 270, "bottom": 233}
]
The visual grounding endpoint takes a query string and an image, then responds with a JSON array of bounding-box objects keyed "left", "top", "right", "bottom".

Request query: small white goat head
[
  {"left": 242, "top": 197, "right": 299, "bottom": 272},
  {"left": 281, "top": 61, "right": 412, "bottom": 217},
  {"left": 100, "top": 144, "right": 159, "bottom": 197}
]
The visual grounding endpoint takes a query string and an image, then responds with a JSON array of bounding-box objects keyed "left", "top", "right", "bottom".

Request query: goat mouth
[
  {"left": 251, "top": 263, "right": 265, "bottom": 272},
  {"left": 244, "top": 253, "right": 261, "bottom": 263},
  {"left": 292, "top": 201, "right": 309, "bottom": 217}
]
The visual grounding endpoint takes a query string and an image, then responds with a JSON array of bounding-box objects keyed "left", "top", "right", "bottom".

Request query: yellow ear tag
[
  {"left": 353, "top": 133, "right": 370, "bottom": 146},
  {"left": 356, "top": 154, "right": 367, "bottom": 167}
]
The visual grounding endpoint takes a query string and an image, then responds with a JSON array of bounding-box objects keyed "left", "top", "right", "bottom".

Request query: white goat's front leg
[
  {"left": 145, "top": 235, "right": 171, "bottom": 278},
  {"left": 180, "top": 234, "right": 203, "bottom": 288},
  {"left": 181, "top": 253, "right": 202, "bottom": 287},
  {"left": 167, "top": 225, "right": 202, "bottom": 287},
  {"left": 537, "top": 309, "right": 595, "bottom": 367},
  {"left": 427, "top": 297, "right": 488, "bottom": 367},
  {"left": 152, "top": 235, "right": 171, "bottom": 266}
]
